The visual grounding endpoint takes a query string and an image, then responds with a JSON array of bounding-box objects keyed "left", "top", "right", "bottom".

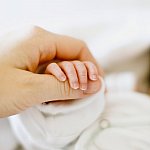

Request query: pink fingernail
[
  {"left": 61, "top": 76, "right": 66, "bottom": 81},
  {"left": 80, "top": 84, "right": 87, "bottom": 90},
  {"left": 91, "top": 75, "right": 97, "bottom": 80},
  {"left": 73, "top": 83, "right": 79, "bottom": 89}
]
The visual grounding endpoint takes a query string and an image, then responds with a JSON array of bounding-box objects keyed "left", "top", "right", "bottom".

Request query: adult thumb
[{"left": 23, "top": 73, "right": 101, "bottom": 106}]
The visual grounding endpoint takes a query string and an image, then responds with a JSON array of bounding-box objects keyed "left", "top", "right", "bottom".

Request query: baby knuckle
[
  {"left": 80, "top": 72, "right": 87, "bottom": 77},
  {"left": 64, "top": 61, "right": 73, "bottom": 67},
  {"left": 75, "top": 63, "right": 83, "bottom": 68},
  {"left": 50, "top": 63, "right": 58, "bottom": 68},
  {"left": 68, "top": 73, "right": 76, "bottom": 78}
]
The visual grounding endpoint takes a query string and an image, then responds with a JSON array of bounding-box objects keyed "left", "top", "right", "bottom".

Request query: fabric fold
[
  {"left": 9, "top": 81, "right": 150, "bottom": 150},
  {"left": 9, "top": 79, "right": 105, "bottom": 150}
]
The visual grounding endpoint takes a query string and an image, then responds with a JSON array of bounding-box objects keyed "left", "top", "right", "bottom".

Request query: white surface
[
  {"left": 0, "top": 119, "right": 18, "bottom": 150},
  {"left": 0, "top": 0, "right": 150, "bottom": 58},
  {"left": 9, "top": 87, "right": 105, "bottom": 150},
  {"left": 0, "top": 0, "right": 149, "bottom": 92}
]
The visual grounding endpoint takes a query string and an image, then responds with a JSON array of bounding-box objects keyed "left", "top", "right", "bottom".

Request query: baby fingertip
[
  {"left": 60, "top": 75, "right": 66, "bottom": 81},
  {"left": 90, "top": 74, "right": 98, "bottom": 80}
]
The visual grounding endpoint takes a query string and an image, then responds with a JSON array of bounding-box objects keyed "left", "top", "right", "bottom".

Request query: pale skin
[
  {"left": 45, "top": 61, "right": 99, "bottom": 91},
  {"left": 0, "top": 26, "right": 103, "bottom": 117}
]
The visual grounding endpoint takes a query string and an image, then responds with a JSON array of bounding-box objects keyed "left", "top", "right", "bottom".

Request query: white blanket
[
  {"left": 7, "top": 80, "right": 150, "bottom": 150},
  {"left": 9, "top": 80, "right": 105, "bottom": 150},
  {"left": 75, "top": 92, "right": 150, "bottom": 150}
]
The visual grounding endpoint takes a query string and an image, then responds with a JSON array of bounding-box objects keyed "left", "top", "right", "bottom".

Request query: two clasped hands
[{"left": 0, "top": 26, "right": 103, "bottom": 117}]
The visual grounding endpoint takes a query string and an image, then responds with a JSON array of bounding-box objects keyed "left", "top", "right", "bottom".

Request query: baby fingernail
[
  {"left": 73, "top": 83, "right": 79, "bottom": 89},
  {"left": 91, "top": 74, "right": 97, "bottom": 80},
  {"left": 80, "top": 84, "right": 87, "bottom": 90},
  {"left": 60, "top": 76, "right": 66, "bottom": 81}
]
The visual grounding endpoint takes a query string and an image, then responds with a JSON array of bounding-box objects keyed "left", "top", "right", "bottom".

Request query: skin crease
[{"left": 0, "top": 26, "right": 103, "bottom": 118}]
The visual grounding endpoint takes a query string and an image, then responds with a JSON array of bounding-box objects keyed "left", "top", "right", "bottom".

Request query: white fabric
[
  {"left": 0, "top": 1, "right": 149, "bottom": 149},
  {"left": 8, "top": 82, "right": 150, "bottom": 150},
  {"left": 75, "top": 92, "right": 150, "bottom": 150},
  {"left": 0, "top": 119, "right": 18, "bottom": 150},
  {"left": 9, "top": 80, "right": 105, "bottom": 150}
]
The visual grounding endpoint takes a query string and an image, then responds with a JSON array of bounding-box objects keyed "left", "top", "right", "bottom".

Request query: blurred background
[
  {"left": 0, "top": 1, "right": 149, "bottom": 150},
  {"left": 0, "top": 0, "right": 149, "bottom": 94}
]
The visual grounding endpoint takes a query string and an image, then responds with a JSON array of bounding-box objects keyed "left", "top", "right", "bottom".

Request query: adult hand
[{"left": 0, "top": 26, "right": 103, "bottom": 117}]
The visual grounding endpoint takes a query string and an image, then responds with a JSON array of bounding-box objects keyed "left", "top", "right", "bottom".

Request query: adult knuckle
[
  {"left": 78, "top": 39, "right": 87, "bottom": 47},
  {"left": 31, "top": 25, "right": 44, "bottom": 34}
]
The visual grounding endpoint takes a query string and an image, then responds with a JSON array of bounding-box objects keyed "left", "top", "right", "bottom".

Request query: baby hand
[{"left": 45, "top": 61, "right": 99, "bottom": 90}]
